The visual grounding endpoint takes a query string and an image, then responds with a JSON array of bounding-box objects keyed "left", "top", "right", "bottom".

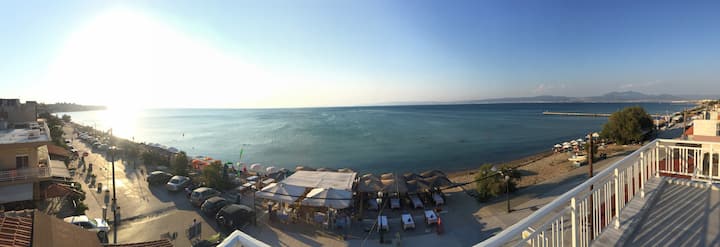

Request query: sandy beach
[{"left": 446, "top": 143, "right": 642, "bottom": 191}]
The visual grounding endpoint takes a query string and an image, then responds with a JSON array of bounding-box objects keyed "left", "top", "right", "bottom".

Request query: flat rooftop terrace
[{"left": 0, "top": 122, "right": 50, "bottom": 145}]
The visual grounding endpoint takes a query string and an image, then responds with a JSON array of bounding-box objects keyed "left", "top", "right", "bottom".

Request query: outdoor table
[
  {"left": 432, "top": 192, "right": 445, "bottom": 206},
  {"left": 377, "top": 215, "right": 389, "bottom": 231},
  {"left": 390, "top": 198, "right": 401, "bottom": 209},
  {"left": 401, "top": 213, "right": 415, "bottom": 230},
  {"left": 410, "top": 195, "right": 424, "bottom": 209},
  {"left": 424, "top": 210, "right": 438, "bottom": 225},
  {"left": 368, "top": 198, "right": 379, "bottom": 210}
]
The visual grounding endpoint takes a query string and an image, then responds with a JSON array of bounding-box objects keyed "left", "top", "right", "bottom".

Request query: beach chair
[
  {"left": 410, "top": 195, "right": 424, "bottom": 209},
  {"left": 390, "top": 197, "right": 401, "bottom": 210},
  {"left": 368, "top": 198, "right": 379, "bottom": 210},
  {"left": 377, "top": 215, "right": 389, "bottom": 231},
  {"left": 432, "top": 192, "right": 445, "bottom": 206},
  {"left": 401, "top": 213, "right": 415, "bottom": 230},
  {"left": 424, "top": 210, "right": 438, "bottom": 225}
]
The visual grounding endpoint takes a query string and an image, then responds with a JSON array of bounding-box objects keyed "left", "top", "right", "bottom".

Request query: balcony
[
  {"left": 476, "top": 139, "right": 720, "bottom": 247},
  {"left": 0, "top": 167, "right": 51, "bottom": 183}
]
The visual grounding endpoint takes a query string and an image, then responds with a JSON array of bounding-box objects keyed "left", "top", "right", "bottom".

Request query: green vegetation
[
  {"left": 39, "top": 112, "right": 67, "bottom": 148},
  {"left": 474, "top": 164, "right": 519, "bottom": 202},
  {"left": 61, "top": 114, "right": 71, "bottom": 123},
  {"left": 141, "top": 150, "right": 170, "bottom": 168},
  {"left": 74, "top": 201, "right": 89, "bottom": 215},
  {"left": 171, "top": 151, "right": 190, "bottom": 176},
  {"left": 201, "top": 161, "right": 230, "bottom": 190},
  {"left": 601, "top": 106, "right": 653, "bottom": 145}
]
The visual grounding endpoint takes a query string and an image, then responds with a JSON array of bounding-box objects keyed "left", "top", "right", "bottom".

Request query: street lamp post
[{"left": 492, "top": 165, "right": 512, "bottom": 213}]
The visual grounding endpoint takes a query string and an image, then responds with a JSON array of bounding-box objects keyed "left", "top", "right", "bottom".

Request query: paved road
[{"left": 63, "top": 125, "right": 220, "bottom": 245}]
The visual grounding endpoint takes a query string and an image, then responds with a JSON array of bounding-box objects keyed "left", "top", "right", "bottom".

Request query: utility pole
[{"left": 110, "top": 129, "right": 118, "bottom": 244}]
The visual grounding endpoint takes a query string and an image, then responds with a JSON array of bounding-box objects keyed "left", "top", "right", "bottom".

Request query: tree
[
  {"left": 39, "top": 112, "right": 66, "bottom": 148},
  {"left": 601, "top": 106, "right": 653, "bottom": 145},
  {"left": 61, "top": 114, "right": 72, "bottom": 123},
  {"left": 474, "top": 164, "right": 520, "bottom": 202},
  {"left": 171, "top": 151, "right": 190, "bottom": 176},
  {"left": 202, "top": 161, "right": 229, "bottom": 189}
]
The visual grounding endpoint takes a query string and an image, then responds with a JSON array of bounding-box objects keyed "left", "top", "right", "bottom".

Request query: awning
[
  {"left": 301, "top": 188, "right": 352, "bottom": 209},
  {"left": 0, "top": 183, "right": 33, "bottom": 203},
  {"left": 49, "top": 160, "right": 72, "bottom": 179},
  {"left": 217, "top": 230, "right": 271, "bottom": 247},
  {"left": 255, "top": 183, "right": 306, "bottom": 204}
]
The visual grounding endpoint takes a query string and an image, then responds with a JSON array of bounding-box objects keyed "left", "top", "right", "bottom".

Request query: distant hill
[
  {"left": 465, "top": 91, "right": 705, "bottom": 104},
  {"left": 376, "top": 91, "right": 717, "bottom": 106},
  {"left": 38, "top": 103, "right": 106, "bottom": 113}
]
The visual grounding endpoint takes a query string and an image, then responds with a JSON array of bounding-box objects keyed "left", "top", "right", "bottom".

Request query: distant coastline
[{"left": 39, "top": 103, "right": 106, "bottom": 114}]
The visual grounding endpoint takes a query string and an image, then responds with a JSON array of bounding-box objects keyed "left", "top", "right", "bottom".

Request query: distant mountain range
[{"left": 380, "top": 91, "right": 718, "bottom": 106}]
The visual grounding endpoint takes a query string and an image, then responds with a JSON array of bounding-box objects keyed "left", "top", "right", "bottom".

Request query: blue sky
[{"left": 1, "top": 0, "right": 719, "bottom": 108}]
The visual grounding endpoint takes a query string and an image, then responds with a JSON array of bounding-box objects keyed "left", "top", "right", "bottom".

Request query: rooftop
[{"left": 0, "top": 122, "right": 51, "bottom": 145}]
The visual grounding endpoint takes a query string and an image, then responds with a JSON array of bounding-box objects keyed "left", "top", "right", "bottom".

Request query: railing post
[
  {"left": 655, "top": 141, "right": 660, "bottom": 178},
  {"left": 640, "top": 151, "right": 645, "bottom": 199},
  {"left": 571, "top": 197, "right": 578, "bottom": 247},
  {"left": 614, "top": 168, "right": 620, "bottom": 229}
]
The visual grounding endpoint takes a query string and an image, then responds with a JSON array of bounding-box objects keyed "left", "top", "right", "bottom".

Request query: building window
[{"left": 16, "top": 155, "right": 29, "bottom": 169}]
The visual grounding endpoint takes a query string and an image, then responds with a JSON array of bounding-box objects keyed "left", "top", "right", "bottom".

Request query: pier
[{"left": 543, "top": 111, "right": 662, "bottom": 117}]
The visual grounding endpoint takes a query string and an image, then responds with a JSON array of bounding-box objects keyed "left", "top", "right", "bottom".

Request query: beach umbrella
[
  {"left": 266, "top": 166, "right": 278, "bottom": 173},
  {"left": 406, "top": 179, "right": 431, "bottom": 193},
  {"left": 380, "top": 173, "right": 394, "bottom": 180},
  {"left": 420, "top": 169, "right": 446, "bottom": 178},
  {"left": 250, "top": 163, "right": 264, "bottom": 172},
  {"left": 403, "top": 172, "right": 423, "bottom": 181},
  {"left": 381, "top": 175, "right": 408, "bottom": 194},
  {"left": 362, "top": 173, "right": 375, "bottom": 179},
  {"left": 301, "top": 188, "right": 352, "bottom": 209},
  {"left": 423, "top": 175, "right": 453, "bottom": 188},
  {"left": 554, "top": 144, "right": 562, "bottom": 148},
  {"left": 358, "top": 175, "right": 383, "bottom": 193},
  {"left": 255, "top": 183, "right": 306, "bottom": 204},
  {"left": 592, "top": 132, "right": 600, "bottom": 138},
  {"left": 316, "top": 167, "right": 330, "bottom": 172},
  {"left": 337, "top": 168, "right": 354, "bottom": 173},
  {"left": 295, "top": 166, "right": 315, "bottom": 171}
]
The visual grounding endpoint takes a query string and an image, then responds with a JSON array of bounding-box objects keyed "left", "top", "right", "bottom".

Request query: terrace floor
[{"left": 594, "top": 178, "right": 720, "bottom": 247}]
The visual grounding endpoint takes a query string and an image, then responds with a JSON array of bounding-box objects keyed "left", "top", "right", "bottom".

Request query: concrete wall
[
  {"left": 694, "top": 120, "right": 720, "bottom": 137},
  {"left": 0, "top": 99, "right": 37, "bottom": 124},
  {"left": 0, "top": 143, "right": 41, "bottom": 171}
]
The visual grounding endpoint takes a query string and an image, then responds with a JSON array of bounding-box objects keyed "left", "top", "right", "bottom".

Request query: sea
[{"left": 59, "top": 103, "right": 693, "bottom": 173}]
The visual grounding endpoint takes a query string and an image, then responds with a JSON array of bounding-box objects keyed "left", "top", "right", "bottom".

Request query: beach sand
[{"left": 446, "top": 144, "right": 641, "bottom": 192}]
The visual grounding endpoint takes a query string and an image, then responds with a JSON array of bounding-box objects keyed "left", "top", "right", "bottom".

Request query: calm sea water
[{"left": 60, "top": 103, "right": 692, "bottom": 173}]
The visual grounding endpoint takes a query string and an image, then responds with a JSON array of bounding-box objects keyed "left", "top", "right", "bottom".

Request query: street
[{"left": 63, "top": 125, "right": 222, "bottom": 246}]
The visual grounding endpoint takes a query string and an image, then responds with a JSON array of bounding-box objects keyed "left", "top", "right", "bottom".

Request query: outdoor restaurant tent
[
  {"left": 255, "top": 183, "right": 306, "bottom": 204},
  {"left": 301, "top": 188, "right": 352, "bottom": 209},
  {"left": 281, "top": 171, "right": 357, "bottom": 191}
]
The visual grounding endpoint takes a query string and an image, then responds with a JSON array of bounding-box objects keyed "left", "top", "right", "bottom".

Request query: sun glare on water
[{"left": 98, "top": 105, "right": 141, "bottom": 141}]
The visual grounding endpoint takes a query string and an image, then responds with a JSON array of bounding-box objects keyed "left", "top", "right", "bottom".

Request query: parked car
[
  {"left": 166, "top": 176, "right": 191, "bottom": 192},
  {"left": 190, "top": 187, "right": 221, "bottom": 207},
  {"left": 215, "top": 204, "right": 254, "bottom": 230},
  {"left": 63, "top": 215, "right": 110, "bottom": 233},
  {"left": 200, "top": 196, "right": 230, "bottom": 216},
  {"left": 146, "top": 171, "right": 173, "bottom": 185}
]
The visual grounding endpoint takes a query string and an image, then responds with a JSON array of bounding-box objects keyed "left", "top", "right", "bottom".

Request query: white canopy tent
[
  {"left": 281, "top": 171, "right": 357, "bottom": 191},
  {"left": 255, "top": 183, "right": 306, "bottom": 204},
  {"left": 301, "top": 188, "right": 352, "bottom": 209}
]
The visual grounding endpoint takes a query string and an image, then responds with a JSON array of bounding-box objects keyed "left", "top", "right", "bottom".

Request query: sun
[{"left": 45, "top": 7, "right": 288, "bottom": 109}]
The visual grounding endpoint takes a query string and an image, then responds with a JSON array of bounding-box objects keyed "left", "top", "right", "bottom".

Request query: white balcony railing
[
  {"left": 477, "top": 139, "right": 720, "bottom": 247},
  {"left": 0, "top": 166, "right": 51, "bottom": 183}
]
